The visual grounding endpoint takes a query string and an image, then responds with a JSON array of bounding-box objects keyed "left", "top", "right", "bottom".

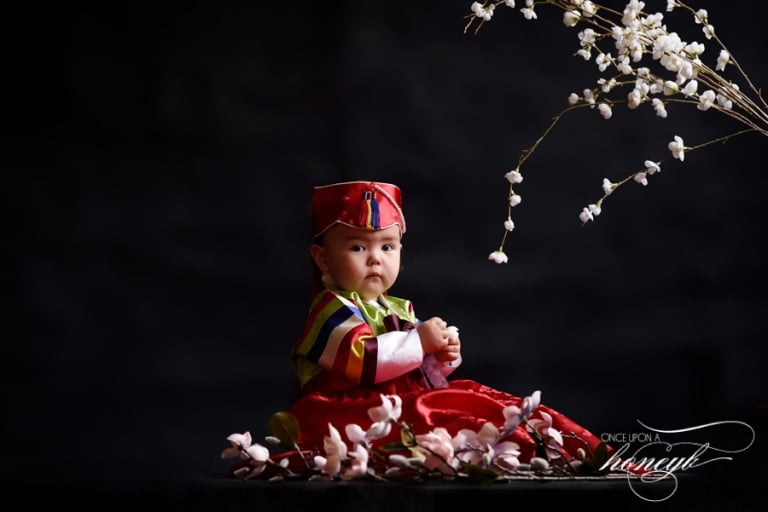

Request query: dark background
[{"left": 5, "top": 0, "right": 766, "bottom": 500}]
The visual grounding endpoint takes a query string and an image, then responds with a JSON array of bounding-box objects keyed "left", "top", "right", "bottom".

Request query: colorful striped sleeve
[{"left": 293, "top": 290, "right": 379, "bottom": 386}]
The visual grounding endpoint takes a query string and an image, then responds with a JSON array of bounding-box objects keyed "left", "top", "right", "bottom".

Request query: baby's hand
[
  {"left": 417, "top": 317, "right": 452, "bottom": 355},
  {"left": 435, "top": 325, "right": 461, "bottom": 364}
]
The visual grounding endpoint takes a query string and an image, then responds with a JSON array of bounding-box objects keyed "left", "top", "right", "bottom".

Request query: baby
[{"left": 288, "top": 181, "right": 605, "bottom": 463}]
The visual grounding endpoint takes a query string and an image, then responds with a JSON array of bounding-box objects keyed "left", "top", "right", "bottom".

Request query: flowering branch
[
  {"left": 221, "top": 390, "right": 619, "bottom": 483},
  {"left": 220, "top": 431, "right": 300, "bottom": 480},
  {"left": 466, "top": 1, "right": 767, "bottom": 264}
]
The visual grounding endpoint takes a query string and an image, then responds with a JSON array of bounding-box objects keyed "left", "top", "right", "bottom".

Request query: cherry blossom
[{"left": 462, "top": 0, "right": 767, "bottom": 259}]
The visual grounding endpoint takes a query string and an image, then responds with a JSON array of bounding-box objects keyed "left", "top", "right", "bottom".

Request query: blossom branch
[
  {"left": 465, "top": 0, "right": 767, "bottom": 264},
  {"left": 221, "top": 390, "right": 612, "bottom": 483},
  {"left": 582, "top": 126, "right": 760, "bottom": 224}
]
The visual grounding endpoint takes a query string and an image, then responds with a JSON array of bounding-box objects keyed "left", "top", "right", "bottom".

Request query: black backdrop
[{"left": 6, "top": 0, "right": 767, "bottom": 494}]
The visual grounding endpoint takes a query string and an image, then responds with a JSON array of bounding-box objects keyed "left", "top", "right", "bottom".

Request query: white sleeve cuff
[{"left": 374, "top": 330, "right": 424, "bottom": 383}]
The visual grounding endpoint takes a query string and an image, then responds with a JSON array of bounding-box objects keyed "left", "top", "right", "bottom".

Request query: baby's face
[{"left": 316, "top": 223, "right": 402, "bottom": 300}]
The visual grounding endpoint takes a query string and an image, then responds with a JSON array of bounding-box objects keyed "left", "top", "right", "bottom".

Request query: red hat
[{"left": 311, "top": 181, "right": 406, "bottom": 238}]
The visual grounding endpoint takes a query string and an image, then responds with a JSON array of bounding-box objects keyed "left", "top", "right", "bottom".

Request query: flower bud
[{"left": 530, "top": 457, "right": 550, "bottom": 471}]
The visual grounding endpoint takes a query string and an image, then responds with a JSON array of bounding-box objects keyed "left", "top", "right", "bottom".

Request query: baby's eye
[
  {"left": 350, "top": 244, "right": 365, "bottom": 252},
  {"left": 382, "top": 244, "right": 395, "bottom": 251}
]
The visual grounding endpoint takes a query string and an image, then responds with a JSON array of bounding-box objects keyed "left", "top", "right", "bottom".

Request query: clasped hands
[{"left": 417, "top": 316, "right": 461, "bottom": 364}]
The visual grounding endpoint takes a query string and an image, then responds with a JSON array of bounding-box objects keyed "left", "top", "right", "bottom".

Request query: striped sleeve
[{"left": 293, "top": 291, "right": 379, "bottom": 386}]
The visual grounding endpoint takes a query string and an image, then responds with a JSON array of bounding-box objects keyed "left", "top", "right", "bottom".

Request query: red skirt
[{"left": 287, "top": 373, "right": 608, "bottom": 463}]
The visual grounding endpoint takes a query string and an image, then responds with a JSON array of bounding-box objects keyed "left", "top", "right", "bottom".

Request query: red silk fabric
[{"left": 288, "top": 376, "right": 609, "bottom": 462}]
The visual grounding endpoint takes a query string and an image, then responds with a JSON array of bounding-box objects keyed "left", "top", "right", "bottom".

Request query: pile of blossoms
[
  {"left": 471, "top": 1, "right": 768, "bottom": 265},
  {"left": 221, "top": 390, "right": 622, "bottom": 483}
]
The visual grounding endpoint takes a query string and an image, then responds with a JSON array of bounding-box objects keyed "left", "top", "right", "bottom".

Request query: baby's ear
[{"left": 309, "top": 244, "right": 328, "bottom": 272}]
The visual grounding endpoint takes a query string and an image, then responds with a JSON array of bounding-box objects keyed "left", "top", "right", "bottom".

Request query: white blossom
[
  {"left": 342, "top": 444, "right": 369, "bottom": 480},
  {"left": 652, "top": 98, "right": 668, "bottom": 118},
  {"left": 716, "top": 50, "right": 730, "bottom": 71},
  {"left": 598, "top": 77, "right": 617, "bottom": 93},
  {"left": 488, "top": 250, "right": 508, "bottom": 264},
  {"left": 681, "top": 79, "right": 698, "bottom": 97},
  {"left": 344, "top": 423, "right": 368, "bottom": 445},
  {"left": 648, "top": 78, "right": 664, "bottom": 95},
  {"left": 563, "top": 10, "right": 581, "bottom": 27},
  {"left": 627, "top": 88, "right": 644, "bottom": 109},
  {"left": 697, "top": 89, "right": 716, "bottom": 111},
  {"left": 221, "top": 432, "right": 254, "bottom": 460},
  {"left": 504, "top": 218, "right": 515, "bottom": 232},
  {"left": 685, "top": 42, "right": 705, "bottom": 59},
  {"left": 676, "top": 60, "right": 695, "bottom": 82},
  {"left": 621, "top": 0, "right": 644, "bottom": 26},
  {"left": 578, "top": 28, "right": 596, "bottom": 46},
  {"left": 595, "top": 52, "right": 612, "bottom": 72},
  {"left": 597, "top": 103, "right": 612, "bottom": 119},
  {"left": 471, "top": 1, "right": 494, "bottom": 21},
  {"left": 694, "top": 9, "right": 708, "bottom": 25},
  {"left": 521, "top": 7, "right": 537, "bottom": 20},
  {"left": 668, "top": 135, "right": 685, "bottom": 161},
  {"left": 717, "top": 84, "right": 737, "bottom": 110},
  {"left": 505, "top": 169, "right": 523, "bottom": 183},
  {"left": 644, "top": 160, "right": 661, "bottom": 174},
  {"left": 662, "top": 80, "right": 679, "bottom": 96},
  {"left": 616, "top": 55, "right": 633, "bottom": 75}
]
